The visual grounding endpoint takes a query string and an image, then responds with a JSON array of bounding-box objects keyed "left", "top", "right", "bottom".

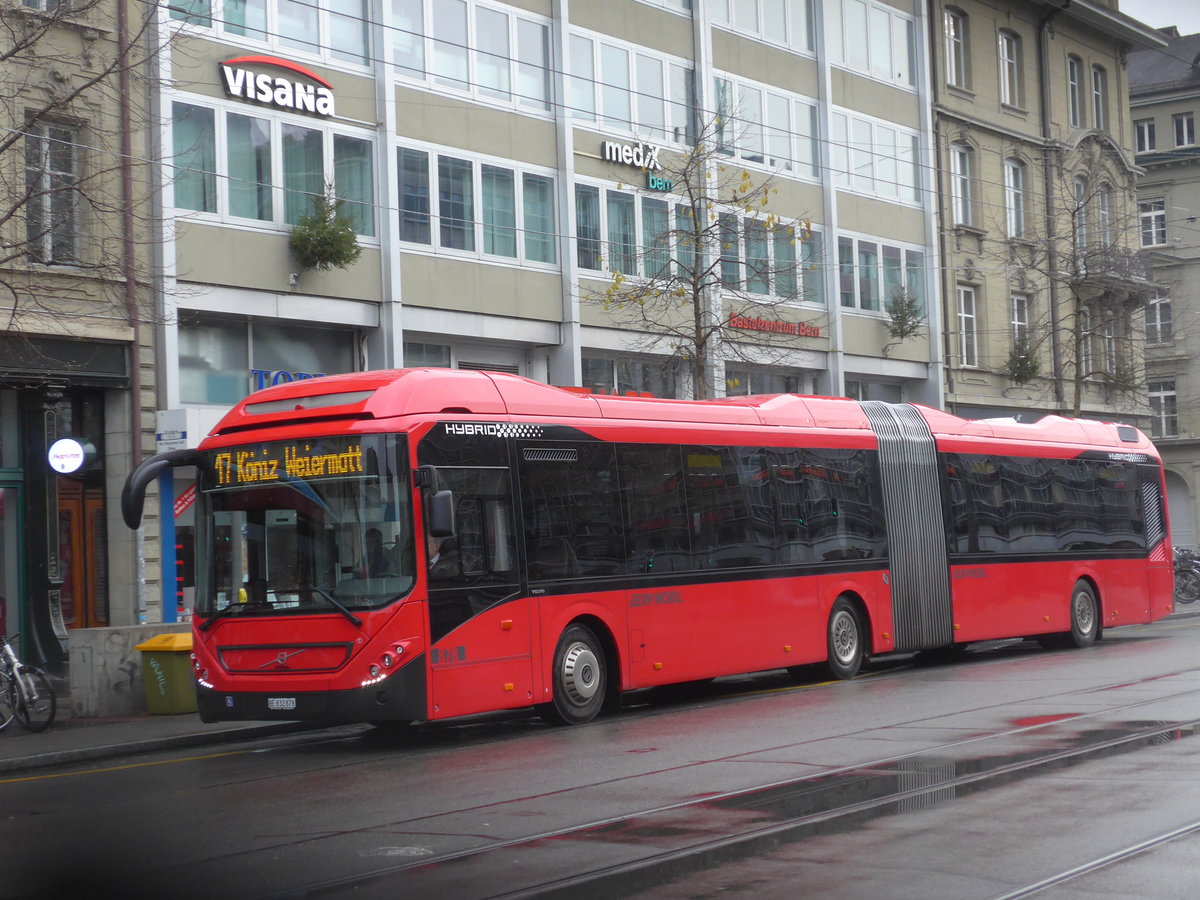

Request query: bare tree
[
  {"left": 583, "top": 116, "right": 822, "bottom": 400},
  {"left": 977, "top": 136, "right": 1156, "bottom": 418}
]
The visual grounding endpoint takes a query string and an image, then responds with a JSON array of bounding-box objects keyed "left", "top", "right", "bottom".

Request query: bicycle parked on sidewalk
[
  {"left": 1175, "top": 547, "right": 1200, "bottom": 606},
  {"left": 0, "top": 633, "right": 56, "bottom": 732}
]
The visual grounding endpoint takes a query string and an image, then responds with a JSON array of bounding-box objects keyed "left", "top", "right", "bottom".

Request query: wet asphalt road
[{"left": 5, "top": 615, "right": 1200, "bottom": 899}]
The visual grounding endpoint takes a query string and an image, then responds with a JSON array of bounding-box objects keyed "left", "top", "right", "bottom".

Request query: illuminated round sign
[{"left": 48, "top": 438, "right": 88, "bottom": 474}]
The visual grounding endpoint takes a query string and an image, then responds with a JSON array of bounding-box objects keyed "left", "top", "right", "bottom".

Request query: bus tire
[
  {"left": 540, "top": 624, "right": 607, "bottom": 726},
  {"left": 825, "top": 597, "right": 865, "bottom": 680},
  {"left": 1067, "top": 580, "right": 1099, "bottom": 648}
]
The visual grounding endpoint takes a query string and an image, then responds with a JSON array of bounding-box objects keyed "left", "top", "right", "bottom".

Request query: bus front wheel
[
  {"left": 825, "top": 597, "right": 865, "bottom": 680},
  {"left": 540, "top": 624, "right": 607, "bottom": 726}
]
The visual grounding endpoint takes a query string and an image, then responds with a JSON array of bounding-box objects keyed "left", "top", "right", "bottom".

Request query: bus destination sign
[{"left": 213, "top": 441, "right": 364, "bottom": 486}]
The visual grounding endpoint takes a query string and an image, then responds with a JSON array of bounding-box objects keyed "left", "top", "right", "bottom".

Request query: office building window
[
  {"left": 839, "top": 235, "right": 923, "bottom": 313},
  {"left": 945, "top": 8, "right": 968, "bottom": 89},
  {"left": 481, "top": 164, "right": 516, "bottom": 256},
  {"left": 582, "top": 356, "right": 678, "bottom": 398},
  {"left": 720, "top": 213, "right": 740, "bottom": 288},
  {"left": 437, "top": 155, "right": 474, "bottom": 250},
  {"left": 522, "top": 174, "right": 556, "bottom": 263},
  {"left": 174, "top": 0, "right": 370, "bottom": 66},
  {"left": 26, "top": 121, "right": 82, "bottom": 264},
  {"left": 575, "top": 185, "right": 602, "bottom": 270},
  {"left": 1135, "top": 118, "right": 1156, "bottom": 152},
  {"left": 227, "top": 113, "right": 273, "bottom": 221},
  {"left": 577, "top": 184, "right": 804, "bottom": 298},
  {"left": 179, "top": 317, "right": 355, "bottom": 406},
  {"left": 709, "top": 0, "right": 814, "bottom": 53},
  {"left": 998, "top": 30, "right": 1022, "bottom": 107},
  {"left": 830, "top": 111, "right": 921, "bottom": 202},
  {"left": 1148, "top": 379, "right": 1178, "bottom": 438},
  {"left": 398, "top": 147, "right": 431, "bottom": 243},
  {"left": 398, "top": 146, "right": 555, "bottom": 264},
  {"left": 394, "top": 0, "right": 551, "bottom": 111},
  {"left": 172, "top": 102, "right": 217, "bottom": 214},
  {"left": 1067, "top": 55, "right": 1083, "bottom": 127},
  {"left": 172, "top": 102, "right": 375, "bottom": 236},
  {"left": 957, "top": 286, "right": 977, "bottom": 367},
  {"left": 570, "top": 32, "right": 694, "bottom": 144},
  {"left": 607, "top": 190, "right": 637, "bottom": 275},
  {"left": 726, "top": 368, "right": 802, "bottom": 396},
  {"left": 1140, "top": 199, "right": 1167, "bottom": 246},
  {"left": 827, "top": 0, "right": 916, "bottom": 87},
  {"left": 404, "top": 342, "right": 451, "bottom": 368},
  {"left": 169, "top": 0, "right": 212, "bottom": 25}
]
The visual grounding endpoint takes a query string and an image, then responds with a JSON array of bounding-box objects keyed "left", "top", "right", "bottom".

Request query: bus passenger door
[{"left": 425, "top": 466, "right": 531, "bottom": 719}]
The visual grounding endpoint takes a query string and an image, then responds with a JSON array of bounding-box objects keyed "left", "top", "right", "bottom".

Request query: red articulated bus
[{"left": 122, "top": 369, "right": 1173, "bottom": 726}]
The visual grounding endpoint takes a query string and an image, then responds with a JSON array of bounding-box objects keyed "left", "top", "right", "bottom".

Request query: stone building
[
  {"left": 930, "top": 0, "right": 1162, "bottom": 422},
  {"left": 1130, "top": 25, "right": 1200, "bottom": 547},
  {"left": 0, "top": 0, "right": 159, "bottom": 674}
]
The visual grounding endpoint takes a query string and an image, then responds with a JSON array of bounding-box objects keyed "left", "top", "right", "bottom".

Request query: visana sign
[
  {"left": 601, "top": 140, "right": 663, "bottom": 171},
  {"left": 219, "top": 56, "right": 335, "bottom": 117}
]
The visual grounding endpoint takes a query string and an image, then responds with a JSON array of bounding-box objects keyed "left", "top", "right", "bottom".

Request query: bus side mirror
[
  {"left": 428, "top": 490, "right": 455, "bottom": 538},
  {"left": 121, "top": 449, "right": 204, "bottom": 529}
]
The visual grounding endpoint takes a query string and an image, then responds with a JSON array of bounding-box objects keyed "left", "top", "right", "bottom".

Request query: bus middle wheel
[
  {"left": 541, "top": 624, "right": 607, "bottom": 726},
  {"left": 825, "top": 597, "right": 865, "bottom": 680}
]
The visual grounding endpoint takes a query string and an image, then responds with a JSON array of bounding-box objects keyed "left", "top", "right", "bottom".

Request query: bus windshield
[{"left": 194, "top": 435, "right": 414, "bottom": 620}]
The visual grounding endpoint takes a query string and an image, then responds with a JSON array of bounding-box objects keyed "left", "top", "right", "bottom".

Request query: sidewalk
[{"left": 0, "top": 711, "right": 320, "bottom": 776}]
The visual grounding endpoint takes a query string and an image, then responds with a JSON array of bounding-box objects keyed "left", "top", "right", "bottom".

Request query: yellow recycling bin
[{"left": 135, "top": 633, "right": 197, "bottom": 714}]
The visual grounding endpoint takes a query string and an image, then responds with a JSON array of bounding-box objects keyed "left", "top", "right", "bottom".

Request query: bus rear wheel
[
  {"left": 825, "top": 598, "right": 865, "bottom": 680},
  {"left": 1038, "top": 580, "right": 1100, "bottom": 650},
  {"left": 540, "top": 624, "right": 607, "bottom": 726},
  {"left": 1067, "top": 581, "right": 1099, "bottom": 647}
]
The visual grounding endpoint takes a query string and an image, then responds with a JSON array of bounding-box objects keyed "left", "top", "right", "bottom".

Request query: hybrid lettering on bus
[{"left": 121, "top": 369, "right": 1173, "bottom": 726}]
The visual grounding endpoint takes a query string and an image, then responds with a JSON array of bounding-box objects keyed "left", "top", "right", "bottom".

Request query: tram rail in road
[{"left": 261, "top": 680, "right": 1200, "bottom": 899}]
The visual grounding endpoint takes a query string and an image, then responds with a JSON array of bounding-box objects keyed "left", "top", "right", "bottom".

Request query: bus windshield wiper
[
  {"left": 198, "top": 603, "right": 241, "bottom": 632},
  {"left": 307, "top": 587, "right": 364, "bottom": 628}
]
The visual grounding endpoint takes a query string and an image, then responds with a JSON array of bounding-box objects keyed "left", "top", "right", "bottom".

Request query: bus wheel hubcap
[
  {"left": 562, "top": 643, "right": 599, "bottom": 705},
  {"left": 832, "top": 611, "right": 858, "bottom": 664},
  {"left": 1075, "top": 591, "right": 1095, "bottom": 633}
]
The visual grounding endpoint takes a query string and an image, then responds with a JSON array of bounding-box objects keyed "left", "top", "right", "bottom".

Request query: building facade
[
  {"left": 0, "top": 0, "right": 158, "bottom": 670},
  {"left": 930, "top": 0, "right": 1162, "bottom": 422},
  {"left": 1129, "top": 26, "right": 1200, "bottom": 548},
  {"left": 150, "top": 0, "right": 945, "bottom": 619}
]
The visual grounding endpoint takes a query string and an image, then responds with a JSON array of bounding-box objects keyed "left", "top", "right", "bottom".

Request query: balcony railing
[{"left": 1072, "top": 245, "right": 1154, "bottom": 284}]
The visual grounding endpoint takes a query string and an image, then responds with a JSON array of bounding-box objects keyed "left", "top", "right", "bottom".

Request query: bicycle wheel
[
  {"left": 0, "top": 670, "right": 16, "bottom": 731},
  {"left": 1176, "top": 568, "right": 1200, "bottom": 605},
  {"left": 13, "top": 668, "right": 56, "bottom": 732}
]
